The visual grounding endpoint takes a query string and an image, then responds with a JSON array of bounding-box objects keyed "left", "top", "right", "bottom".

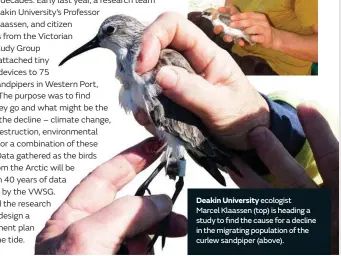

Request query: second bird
[{"left": 201, "top": 8, "right": 254, "bottom": 45}]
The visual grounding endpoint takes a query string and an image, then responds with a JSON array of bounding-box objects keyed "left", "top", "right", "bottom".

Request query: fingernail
[
  {"left": 213, "top": 27, "right": 221, "bottom": 34},
  {"left": 143, "top": 137, "right": 164, "bottom": 154},
  {"left": 297, "top": 102, "right": 317, "bottom": 123},
  {"left": 223, "top": 35, "right": 230, "bottom": 42},
  {"left": 298, "top": 102, "right": 314, "bottom": 109},
  {"left": 149, "top": 195, "right": 172, "bottom": 218},
  {"left": 156, "top": 67, "right": 179, "bottom": 90}
]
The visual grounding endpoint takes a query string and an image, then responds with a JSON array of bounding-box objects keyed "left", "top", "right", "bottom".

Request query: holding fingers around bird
[
  {"left": 136, "top": 12, "right": 270, "bottom": 150},
  {"left": 212, "top": 7, "right": 278, "bottom": 48},
  {"left": 229, "top": 12, "right": 278, "bottom": 48},
  {"left": 213, "top": 6, "right": 244, "bottom": 45},
  {"left": 35, "top": 138, "right": 188, "bottom": 255}
]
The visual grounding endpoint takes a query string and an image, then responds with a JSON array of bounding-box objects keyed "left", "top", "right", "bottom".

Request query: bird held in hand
[
  {"left": 202, "top": 8, "right": 255, "bottom": 45},
  {"left": 59, "top": 14, "right": 241, "bottom": 253}
]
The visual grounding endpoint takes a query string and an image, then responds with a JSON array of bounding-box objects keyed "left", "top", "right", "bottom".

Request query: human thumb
[{"left": 156, "top": 66, "right": 217, "bottom": 117}]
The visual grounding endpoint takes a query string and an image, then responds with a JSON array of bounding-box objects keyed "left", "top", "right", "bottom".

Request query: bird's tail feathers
[
  {"left": 242, "top": 34, "right": 256, "bottom": 46},
  {"left": 186, "top": 150, "right": 226, "bottom": 186}
]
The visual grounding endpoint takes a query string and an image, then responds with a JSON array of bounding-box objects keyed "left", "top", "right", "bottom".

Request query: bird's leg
[
  {"left": 117, "top": 161, "right": 166, "bottom": 255},
  {"left": 146, "top": 158, "right": 186, "bottom": 254},
  {"left": 146, "top": 188, "right": 152, "bottom": 196},
  {"left": 146, "top": 177, "right": 185, "bottom": 253},
  {"left": 135, "top": 161, "right": 166, "bottom": 196},
  {"left": 161, "top": 176, "right": 184, "bottom": 248}
]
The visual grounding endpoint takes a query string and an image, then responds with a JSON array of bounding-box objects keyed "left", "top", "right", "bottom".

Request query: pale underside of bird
[
  {"left": 59, "top": 14, "right": 240, "bottom": 254},
  {"left": 202, "top": 8, "right": 255, "bottom": 45}
]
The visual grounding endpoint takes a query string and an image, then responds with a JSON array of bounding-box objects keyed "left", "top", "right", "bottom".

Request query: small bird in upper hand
[{"left": 201, "top": 8, "right": 255, "bottom": 45}]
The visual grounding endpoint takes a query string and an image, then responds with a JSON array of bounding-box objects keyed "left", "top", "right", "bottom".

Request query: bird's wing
[
  {"left": 218, "top": 13, "right": 232, "bottom": 26},
  {"left": 148, "top": 49, "right": 207, "bottom": 148},
  {"left": 186, "top": 150, "right": 226, "bottom": 186},
  {"left": 146, "top": 49, "right": 238, "bottom": 185}
]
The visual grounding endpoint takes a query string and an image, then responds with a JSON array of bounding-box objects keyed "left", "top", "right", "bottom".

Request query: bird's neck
[
  {"left": 115, "top": 42, "right": 144, "bottom": 91},
  {"left": 116, "top": 38, "right": 141, "bottom": 75}
]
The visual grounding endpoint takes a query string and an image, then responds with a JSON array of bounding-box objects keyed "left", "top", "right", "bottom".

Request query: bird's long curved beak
[{"left": 59, "top": 36, "right": 100, "bottom": 66}]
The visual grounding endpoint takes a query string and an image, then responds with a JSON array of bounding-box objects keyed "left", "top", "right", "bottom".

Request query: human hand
[
  {"left": 212, "top": 6, "right": 246, "bottom": 46},
  {"left": 35, "top": 137, "right": 187, "bottom": 255},
  {"left": 227, "top": 11, "right": 278, "bottom": 48},
  {"left": 228, "top": 105, "right": 339, "bottom": 253},
  {"left": 135, "top": 12, "right": 270, "bottom": 150}
]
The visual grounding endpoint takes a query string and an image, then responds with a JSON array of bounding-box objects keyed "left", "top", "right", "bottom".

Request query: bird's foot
[
  {"left": 135, "top": 161, "right": 166, "bottom": 196},
  {"left": 146, "top": 188, "right": 152, "bottom": 196},
  {"left": 145, "top": 176, "right": 185, "bottom": 254}
]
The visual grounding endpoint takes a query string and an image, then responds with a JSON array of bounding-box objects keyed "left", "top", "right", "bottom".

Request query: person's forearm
[{"left": 273, "top": 29, "right": 318, "bottom": 62}]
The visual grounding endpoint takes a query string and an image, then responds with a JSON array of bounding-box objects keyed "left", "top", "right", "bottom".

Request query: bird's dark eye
[
  {"left": 105, "top": 26, "right": 116, "bottom": 34},
  {"left": 202, "top": 12, "right": 210, "bottom": 16}
]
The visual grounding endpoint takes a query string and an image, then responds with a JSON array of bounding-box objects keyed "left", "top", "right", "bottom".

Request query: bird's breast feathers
[
  {"left": 118, "top": 69, "right": 155, "bottom": 114},
  {"left": 118, "top": 82, "right": 149, "bottom": 114}
]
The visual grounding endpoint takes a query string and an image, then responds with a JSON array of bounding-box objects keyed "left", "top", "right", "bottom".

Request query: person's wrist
[
  {"left": 244, "top": 93, "right": 271, "bottom": 140},
  {"left": 271, "top": 28, "right": 282, "bottom": 50},
  {"left": 212, "top": 91, "right": 270, "bottom": 150},
  {"left": 255, "top": 93, "right": 271, "bottom": 128}
]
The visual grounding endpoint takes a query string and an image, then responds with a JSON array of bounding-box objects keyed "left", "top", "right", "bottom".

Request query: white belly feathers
[{"left": 117, "top": 70, "right": 186, "bottom": 174}]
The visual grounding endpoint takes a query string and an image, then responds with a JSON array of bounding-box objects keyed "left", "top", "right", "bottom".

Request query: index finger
[
  {"left": 136, "top": 12, "right": 230, "bottom": 77},
  {"left": 297, "top": 104, "right": 339, "bottom": 186},
  {"left": 249, "top": 127, "right": 318, "bottom": 188},
  {"left": 218, "top": 6, "right": 238, "bottom": 15},
  {"left": 50, "top": 137, "right": 164, "bottom": 224},
  {"left": 224, "top": 0, "right": 232, "bottom": 5},
  {"left": 231, "top": 12, "right": 267, "bottom": 21}
]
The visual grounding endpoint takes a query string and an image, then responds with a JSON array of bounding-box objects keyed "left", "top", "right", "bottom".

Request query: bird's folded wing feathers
[
  {"left": 146, "top": 49, "right": 237, "bottom": 185},
  {"left": 218, "top": 13, "right": 232, "bottom": 26},
  {"left": 150, "top": 49, "right": 217, "bottom": 152}
]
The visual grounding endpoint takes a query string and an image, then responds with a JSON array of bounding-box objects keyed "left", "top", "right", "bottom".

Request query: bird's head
[
  {"left": 201, "top": 8, "right": 217, "bottom": 20},
  {"left": 59, "top": 14, "right": 145, "bottom": 66}
]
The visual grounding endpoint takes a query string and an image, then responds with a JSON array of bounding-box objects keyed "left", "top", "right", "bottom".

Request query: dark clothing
[
  {"left": 224, "top": 42, "right": 278, "bottom": 76},
  {"left": 237, "top": 95, "right": 306, "bottom": 176},
  {"left": 265, "top": 98, "right": 306, "bottom": 158},
  {"left": 188, "top": 12, "right": 278, "bottom": 76}
]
